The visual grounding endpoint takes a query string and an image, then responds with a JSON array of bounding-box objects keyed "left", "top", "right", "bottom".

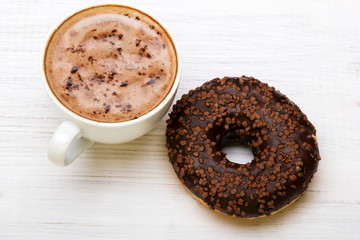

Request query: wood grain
[{"left": 1, "top": 0, "right": 360, "bottom": 239}]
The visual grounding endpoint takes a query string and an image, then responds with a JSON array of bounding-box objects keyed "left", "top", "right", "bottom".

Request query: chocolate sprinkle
[
  {"left": 105, "top": 105, "right": 111, "bottom": 113},
  {"left": 146, "top": 79, "right": 155, "bottom": 85},
  {"left": 166, "top": 76, "right": 320, "bottom": 218},
  {"left": 70, "top": 66, "right": 78, "bottom": 74},
  {"left": 120, "top": 81, "right": 128, "bottom": 87}
]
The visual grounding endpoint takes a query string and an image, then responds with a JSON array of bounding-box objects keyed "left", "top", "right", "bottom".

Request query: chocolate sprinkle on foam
[{"left": 166, "top": 76, "right": 320, "bottom": 218}]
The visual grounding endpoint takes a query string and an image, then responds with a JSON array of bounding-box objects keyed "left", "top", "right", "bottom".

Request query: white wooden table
[{"left": 1, "top": 0, "right": 360, "bottom": 239}]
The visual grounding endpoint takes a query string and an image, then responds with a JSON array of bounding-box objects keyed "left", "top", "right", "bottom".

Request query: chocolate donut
[{"left": 166, "top": 76, "right": 320, "bottom": 218}]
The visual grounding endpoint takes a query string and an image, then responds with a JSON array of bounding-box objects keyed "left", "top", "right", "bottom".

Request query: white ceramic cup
[{"left": 41, "top": 3, "right": 181, "bottom": 166}]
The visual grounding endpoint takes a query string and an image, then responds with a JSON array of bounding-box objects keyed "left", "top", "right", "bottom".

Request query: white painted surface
[{"left": 1, "top": 0, "right": 360, "bottom": 239}]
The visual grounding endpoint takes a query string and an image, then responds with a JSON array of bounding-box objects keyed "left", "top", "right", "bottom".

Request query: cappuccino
[{"left": 45, "top": 5, "right": 177, "bottom": 122}]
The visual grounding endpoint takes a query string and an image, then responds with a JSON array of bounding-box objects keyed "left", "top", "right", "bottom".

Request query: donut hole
[{"left": 221, "top": 137, "right": 254, "bottom": 165}]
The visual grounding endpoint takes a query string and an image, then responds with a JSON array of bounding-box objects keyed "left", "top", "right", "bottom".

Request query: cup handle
[{"left": 48, "top": 120, "right": 94, "bottom": 166}]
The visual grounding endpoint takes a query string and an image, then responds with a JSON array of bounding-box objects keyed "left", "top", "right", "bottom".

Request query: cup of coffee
[{"left": 41, "top": 4, "right": 181, "bottom": 166}]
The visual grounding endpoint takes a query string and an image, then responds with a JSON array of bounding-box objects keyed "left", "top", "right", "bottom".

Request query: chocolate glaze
[{"left": 166, "top": 76, "right": 320, "bottom": 218}]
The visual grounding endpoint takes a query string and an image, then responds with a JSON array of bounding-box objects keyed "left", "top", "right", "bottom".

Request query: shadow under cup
[{"left": 41, "top": 4, "right": 181, "bottom": 166}]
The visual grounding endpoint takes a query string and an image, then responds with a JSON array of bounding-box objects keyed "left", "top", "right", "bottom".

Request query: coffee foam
[{"left": 45, "top": 5, "right": 177, "bottom": 122}]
